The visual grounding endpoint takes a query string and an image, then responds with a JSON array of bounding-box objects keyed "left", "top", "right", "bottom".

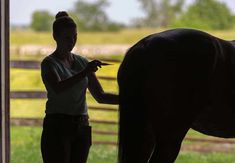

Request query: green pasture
[
  {"left": 11, "top": 126, "right": 235, "bottom": 163},
  {"left": 10, "top": 28, "right": 159, "bottom": 45},
  {"left": 11, "top": 28, "right": 235, "bottom": 46},
  {"left": 10, "top": 28, "right": 235, "bottom": 162}
]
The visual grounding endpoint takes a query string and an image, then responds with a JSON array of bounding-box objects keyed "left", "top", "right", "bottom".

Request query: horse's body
[{"left": 117, "top": 28, "right": 235, "bottom": 163}]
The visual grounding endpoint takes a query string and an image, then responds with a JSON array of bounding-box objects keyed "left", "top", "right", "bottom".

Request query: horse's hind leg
[
  {"left": 148, "top": 111, "right": 192, "bottom": 163},
  {"left": 147, "top": 79, "right": 199, "bottom": 163}
]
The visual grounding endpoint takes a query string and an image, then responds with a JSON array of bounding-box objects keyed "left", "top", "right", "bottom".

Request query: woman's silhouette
[{"left": 40, "top": 11, "right": 118, "bottom": 163}]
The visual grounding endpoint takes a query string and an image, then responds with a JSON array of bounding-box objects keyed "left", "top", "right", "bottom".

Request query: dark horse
[{"left": 117, "top": 28, "right": 235, "bottom": 163}]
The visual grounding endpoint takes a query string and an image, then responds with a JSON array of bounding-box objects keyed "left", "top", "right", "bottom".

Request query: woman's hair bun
[{"left": 55, "top": 11, "right": 69, "bottom": 19}]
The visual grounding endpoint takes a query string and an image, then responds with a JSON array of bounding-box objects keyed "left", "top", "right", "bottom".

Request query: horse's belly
[
  {"left": 192, "top": 66, "right": 235, "bottom": 138},
  {"left": 192, "top": 104, "right": 235, "bottom": 138}
]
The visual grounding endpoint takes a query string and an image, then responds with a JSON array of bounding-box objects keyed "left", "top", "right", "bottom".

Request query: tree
[
  {"left": 31, "top": 10, "right": 53, "bottom": 31},
  {"left": 70, "top": 0, "right": 123, "bottom": 31},
  {"left": 173, "top": 0, "right": 235, "bottom": 30},
  {"left": 136, "top": 0, "right": 185, "bottom": 27}
]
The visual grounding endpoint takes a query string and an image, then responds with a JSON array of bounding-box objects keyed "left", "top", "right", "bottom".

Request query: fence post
[{"left": 0, "top": 0, "right": 10, "bottom": 163}]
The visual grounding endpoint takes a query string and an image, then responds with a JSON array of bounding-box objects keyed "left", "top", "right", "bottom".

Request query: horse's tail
[{"left": 117, "top": 40, "right": 149, "bottom": 163}]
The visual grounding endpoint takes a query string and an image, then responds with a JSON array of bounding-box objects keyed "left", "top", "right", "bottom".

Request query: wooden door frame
[{"left": 0, "top": 0, "right": 10, "bottom": 162}]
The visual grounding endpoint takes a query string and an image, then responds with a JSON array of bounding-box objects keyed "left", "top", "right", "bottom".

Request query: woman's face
[{"left": 55, "top": 27, "right": 77, "bottom": 52}]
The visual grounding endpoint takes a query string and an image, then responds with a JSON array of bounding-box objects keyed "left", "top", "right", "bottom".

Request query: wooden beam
[{"left": 0, "top": 0, "right": 10, "bottom": 162}]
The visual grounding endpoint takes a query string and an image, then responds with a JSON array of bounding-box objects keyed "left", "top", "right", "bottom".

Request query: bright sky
[{"left": 10, "top": 0, "right": 235, "bottom": 25}]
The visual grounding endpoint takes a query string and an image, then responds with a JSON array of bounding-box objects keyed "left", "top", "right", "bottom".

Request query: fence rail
[
  {"left": 10, "top": 59, "right": 121, "bottom": 69},
  {"left": 10, "top": 90, "right": 117, "bottom": 100},
  {"left": 11, "top": 118, "right": 117, "bottom": 126}
]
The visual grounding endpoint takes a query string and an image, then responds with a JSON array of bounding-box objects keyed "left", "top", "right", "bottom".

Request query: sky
[{"left": 10, "top": 0, "right": 235, "bottom": 26}]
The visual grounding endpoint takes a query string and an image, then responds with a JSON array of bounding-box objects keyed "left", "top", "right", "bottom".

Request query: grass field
[
  {"left": 10, "top": 28, "right": 235, "bottom": 162},
  {"left": 11, "top": 28, "right": 235, "bottom": 46},
  {"left": 11, "top": 126, "right": 235, "bottom": 163}
]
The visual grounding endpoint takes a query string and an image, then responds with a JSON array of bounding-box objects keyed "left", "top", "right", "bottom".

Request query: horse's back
[
  {"left": 118, "top": 28, "right": 219, "bottom": 94},
  {"left": 118, "top": 28, "right": 233, "bottom": 95}
]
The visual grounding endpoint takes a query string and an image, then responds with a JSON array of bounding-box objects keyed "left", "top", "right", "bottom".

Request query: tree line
[{"left": 30, "top": 0, "right": 235, "bottom": 32}]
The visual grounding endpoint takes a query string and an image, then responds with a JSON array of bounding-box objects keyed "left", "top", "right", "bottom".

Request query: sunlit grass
[
  {"left": 11, "top": 28, "right": 235, "bottom": 46},
  {"left": 11, "top": 99, "right": 45, "bottom": 118},
  {"left": 176, "top": 152, "right": 235, "bottom": 163},
  {"left": 11, "top": 126, "right": 235, "bottom": 163},
  {"left": 11, "top": 126, "right": 118, "bottom": 163},
  {"left": 11, "top": 31, "right": 55, "bottom": 46},
  {"left": 10, "top": 97, "right": 118, "bottom": 120},
  {"left": 11, "top": 69, "right": 44, "bottom": 91},
  {"left": 10, "top": 28, "right": 157, "bottom": 45}
]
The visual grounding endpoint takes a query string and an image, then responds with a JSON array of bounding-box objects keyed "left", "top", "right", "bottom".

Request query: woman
[{"left": 40, "top": 11, "right": 119, "bottom": 163}]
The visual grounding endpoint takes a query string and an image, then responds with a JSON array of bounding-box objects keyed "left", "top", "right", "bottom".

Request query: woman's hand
[{"left": 85, "top": 60, "right": 102, "bottom": 73}]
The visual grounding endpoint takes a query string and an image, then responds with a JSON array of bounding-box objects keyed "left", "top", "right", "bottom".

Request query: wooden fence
[{"left": 10, "top": 59, "right": 235, "bottom": 153}]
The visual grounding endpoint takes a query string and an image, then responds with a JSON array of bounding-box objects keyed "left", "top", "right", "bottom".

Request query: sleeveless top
[{"left": 41, "top": 53, "right": 89, "bottom": 115}]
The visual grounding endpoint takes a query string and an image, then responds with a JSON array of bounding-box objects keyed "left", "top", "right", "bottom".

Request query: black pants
[{"left": 41, "top": 114, "right": 92, "bottom": 163}]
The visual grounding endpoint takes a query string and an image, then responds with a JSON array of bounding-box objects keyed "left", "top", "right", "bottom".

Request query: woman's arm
[
  {"left": 42, "top": 60, "right": 101, "bottom": 94},
  {"left": 88, "top": 72, "right": 119, "bottom": 105},
  {"left": 43, "top": 68, "right": 87, "bottom": 94}
]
